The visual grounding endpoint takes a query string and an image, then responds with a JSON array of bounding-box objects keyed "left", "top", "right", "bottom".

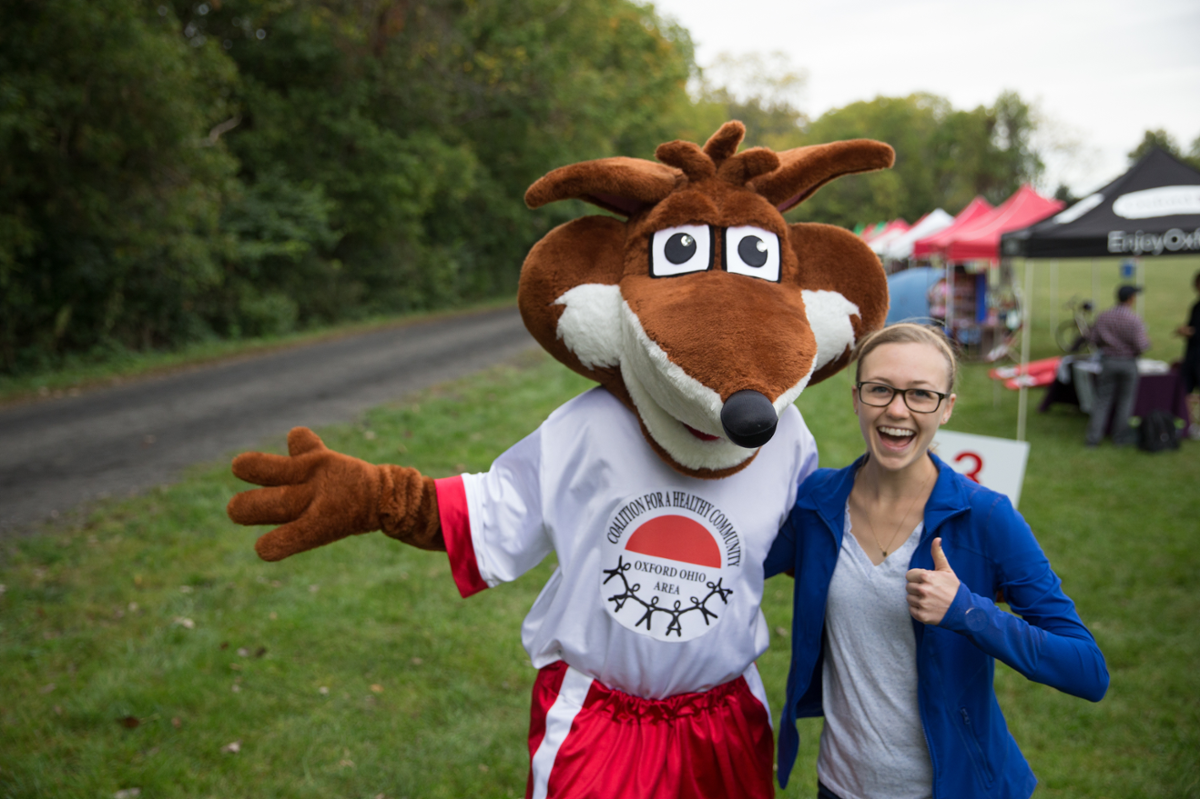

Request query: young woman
[{"left": 766, "top": 323, "right": 1108, "bottom": 799}]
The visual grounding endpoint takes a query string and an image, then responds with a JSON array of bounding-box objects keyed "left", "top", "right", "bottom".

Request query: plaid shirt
[{"left": 1090, "top": 304, "right": 1151, "bottom": 358}]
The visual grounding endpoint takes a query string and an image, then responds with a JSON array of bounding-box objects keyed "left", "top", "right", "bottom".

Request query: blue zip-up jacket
[{"left": 765, "top": 453, "right": 1108, "bottom": 797}]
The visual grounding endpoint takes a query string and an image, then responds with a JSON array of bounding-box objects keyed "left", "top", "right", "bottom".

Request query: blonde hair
[{"left": 852, "top": 323, "right": 959, "bottom": 391}]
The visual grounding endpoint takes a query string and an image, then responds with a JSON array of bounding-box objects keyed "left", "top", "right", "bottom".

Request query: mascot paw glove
[{"left": 227, "top": 427, "right": 443, "bottom": 561}]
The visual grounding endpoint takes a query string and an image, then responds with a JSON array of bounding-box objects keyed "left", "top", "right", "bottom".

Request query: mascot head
[{"left": 518, "top": 121, "right": 892, "bottom": 478}]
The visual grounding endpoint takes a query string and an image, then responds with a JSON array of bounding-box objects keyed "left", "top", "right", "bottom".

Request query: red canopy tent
[
  {"left": 911, "top": 196, "right": 993, "bottom": 259},
  {"left": 937, "top": 186, "right": 1063, "bottom": 262},
  {"left": 863, "top": 219, "right": 907, "bottom": 243}
]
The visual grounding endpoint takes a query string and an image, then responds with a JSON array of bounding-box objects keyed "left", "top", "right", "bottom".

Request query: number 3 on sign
[
  {"left": 953, "top": 451, "right": 983, "bottom": 483},
  {"left": 932, "top": 430, "right": 1030, "bottom": 509}
]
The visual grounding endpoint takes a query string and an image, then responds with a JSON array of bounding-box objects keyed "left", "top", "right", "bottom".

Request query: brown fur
[
  {"left": 230, "top": 121, "right": 893, "bottom": 557},
  {"left": 228, "top": 428, "right": 443, "bottom": 560}
]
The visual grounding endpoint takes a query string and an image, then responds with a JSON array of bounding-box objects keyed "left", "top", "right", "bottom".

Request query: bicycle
[{"left": 1055, "top": 296, "right": 1095, "bottom": 354}]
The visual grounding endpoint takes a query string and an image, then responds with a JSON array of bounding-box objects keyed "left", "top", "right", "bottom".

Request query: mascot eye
[
  {"left": 725, "top": 226, "right": 780, "bottom": 282},
  {"left": 650, "top": 224, "right": 713, "bottom": 277}
]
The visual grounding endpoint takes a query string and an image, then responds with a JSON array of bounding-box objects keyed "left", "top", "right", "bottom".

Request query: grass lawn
[
  {"left": 1014, "top": 254, "right": 1199, "bottom": 363},
  {"left": 2, "top": 345, "right": 1198, "bottom": 797}
]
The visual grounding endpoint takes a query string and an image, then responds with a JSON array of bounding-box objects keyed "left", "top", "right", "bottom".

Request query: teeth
[{"left": 879, "top": 426, "right": 915, "bottom": 437}]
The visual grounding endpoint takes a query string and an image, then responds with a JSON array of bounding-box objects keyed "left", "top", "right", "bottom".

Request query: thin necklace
[{"left": 856, "top": 468, "right": 935, "bottom": 558}]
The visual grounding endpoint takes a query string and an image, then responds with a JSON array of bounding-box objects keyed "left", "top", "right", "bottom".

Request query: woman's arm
[{"left": 909, "top": 498, "right": 1109, "bottom": 702}]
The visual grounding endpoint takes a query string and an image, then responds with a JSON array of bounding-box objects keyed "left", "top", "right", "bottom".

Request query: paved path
[{"left": 0, "top": 307, "right": 536, "bottom": 536}]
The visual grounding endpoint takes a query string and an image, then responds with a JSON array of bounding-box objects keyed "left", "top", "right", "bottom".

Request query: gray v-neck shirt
[{"left": 816, "top": 504, "right": 933, "bottom": 799}]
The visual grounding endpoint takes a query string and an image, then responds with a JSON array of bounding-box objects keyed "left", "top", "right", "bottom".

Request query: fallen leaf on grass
[
  {"left": 236, "top": 647, "right": 250, "bottom": 657},
  {"left": 339, "top": 759, "right": 355, "bottom": 768},
  {"left": 220, "top": 641, "right": 229, "bottom": 650},
  {"left": 318, "top": 686, "right": 329, "bottom": 695},
  {"left": 171, "top": 717, "right": 182, "bottom": 728},
  {"left": 0, "top": 584, "right": 6, "bottom": 594},
  {"left": 54, "top": 705, "right": 63, "bottom": 715},
  {"left": 410, "top": 657, "right": 423, "bottom": 666},
  {"left": 222, "top": 741, "right": 241, "bottom": 754},
  {"left": 308, "top": 584, "right": 320, "bottom": 593},
  {"left": 231, "top": 684, "right": 241, "bottom": 693},
  {"left": 114, "top": 789, "right": 141, "bottom": 798},
  {"left": 255, "top": 646, "right": 267, "bottom": 658},
  {"left": 479, "top": 764, "right": 490, "bottom": 773},
  {"left": 172, "top": 617, "right": 194, "bottom": 629},
  {"left": 369, "top": 684, "right": 383, "bottom": 693},
  {"left": 118, "top": 716, "right": 140, "bottom": 729},
  {"left": 38, "top": 683, "right": 55, "bottom": 694},
  {"left": 178, "top": 585, "right": 193, "bottom": 593}
]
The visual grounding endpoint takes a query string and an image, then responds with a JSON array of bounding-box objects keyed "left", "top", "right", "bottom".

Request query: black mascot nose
[{"left": 720, "top": 390, "right": 778, "bottom": 449}]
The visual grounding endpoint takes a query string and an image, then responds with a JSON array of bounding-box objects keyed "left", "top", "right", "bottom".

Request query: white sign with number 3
[{"left": 931, "top": 430, "right": 1031, "bottom": 509}]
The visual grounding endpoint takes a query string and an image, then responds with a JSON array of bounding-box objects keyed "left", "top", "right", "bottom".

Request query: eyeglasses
[{"left": 855, "top": 382, "right": 948, "bottom": 413}]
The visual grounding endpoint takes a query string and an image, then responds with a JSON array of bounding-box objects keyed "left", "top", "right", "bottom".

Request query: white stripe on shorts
[{"left": 530, "top": 665, "right": 594, "bottom": 799}]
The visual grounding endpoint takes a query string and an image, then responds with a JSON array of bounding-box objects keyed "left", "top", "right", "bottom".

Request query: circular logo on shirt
[{"left": 600, "top": 488, "right": 741, "bottom": 642}]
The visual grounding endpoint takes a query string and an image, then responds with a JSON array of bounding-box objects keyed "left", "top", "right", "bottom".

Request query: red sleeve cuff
[{"left": 436, "top": 475, "right": 488, "bottom": 598}]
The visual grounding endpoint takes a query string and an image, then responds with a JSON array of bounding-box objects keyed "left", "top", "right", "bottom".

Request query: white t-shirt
[
  {"left": 440, "top": 387, "right": 817, "bottom": 700},
  {"left": 817, "top": 505, "right": 933, "bottom": 799}
]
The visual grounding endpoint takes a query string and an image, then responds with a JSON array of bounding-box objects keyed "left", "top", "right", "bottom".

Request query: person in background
[
  {"left": 1175, "top": 270, "right": 1200, "bottom": 440},
  {"left": 1085, "top": 284, "right": 1151, "bottom": 447},
  {"left": 926, "top": 277, "right": 947, "bottom": 325},
  {"left": 766, "top": 323, "right": 1108, "bottom": 799}
]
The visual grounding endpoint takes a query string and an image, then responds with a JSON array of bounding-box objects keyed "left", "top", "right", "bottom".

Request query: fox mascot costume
[{"left": 228, "top": 122, "right": 892, "bottom": 798}]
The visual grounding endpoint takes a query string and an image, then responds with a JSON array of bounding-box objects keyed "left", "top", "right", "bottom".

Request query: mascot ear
[
  {"left": 788, "top": 222, "right": 889, "bottom": 386},
  {"left": 751, "top": 140, "right": 895, "bottom": 214},
  {"left": 518, "top": 215, "right": 627, "bottom": 387},
  {"left": 525, "top": 157, "right": 680, "bottom": 218}
]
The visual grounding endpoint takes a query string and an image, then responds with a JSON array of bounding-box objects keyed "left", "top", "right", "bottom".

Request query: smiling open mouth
[{"left": 878, "top": 426, "right": 916, "bottom": 447}]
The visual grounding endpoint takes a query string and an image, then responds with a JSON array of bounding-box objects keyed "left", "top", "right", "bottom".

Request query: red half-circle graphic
[{"left": 625, "top": 515, "right": 721, "bottom": 568}]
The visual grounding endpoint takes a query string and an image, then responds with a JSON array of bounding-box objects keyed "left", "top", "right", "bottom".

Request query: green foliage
[
  {"left": 1128, "top": 127, "right": 1200, "bottom": 170},
  {"left": 789, "top": 91, "right": 1045, "bottom": 228},
  {"left": 1, "top": 0, "right": 697, "bottom": 374},
  {"left": 0, "top": 0, "right": 240, "bottom": 370},
  {"left": 2, "top": 0, "right": 1067, "bottom": 375},
  {"left": 694, "top": 51, "right": 808, "bottom": 152}
]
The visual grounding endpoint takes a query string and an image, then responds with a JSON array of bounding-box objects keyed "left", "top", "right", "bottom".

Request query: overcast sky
[{"left": 651, "top": 0, "right": 1200, "bottom": 196}]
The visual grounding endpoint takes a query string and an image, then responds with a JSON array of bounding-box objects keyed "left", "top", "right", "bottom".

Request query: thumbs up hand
[{"left": 905, "top": 537, "right": 961, "bottom": 625}]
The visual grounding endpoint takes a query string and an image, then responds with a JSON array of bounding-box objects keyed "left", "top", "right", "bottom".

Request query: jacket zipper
[{"left": 960, "top": 707, "right": 995, "bottom": 786}]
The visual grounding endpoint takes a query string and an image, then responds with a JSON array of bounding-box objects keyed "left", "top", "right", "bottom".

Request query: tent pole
[
  {"left": 946, "top": 262, "right": 954, "bottom": 333},
  {"left": 1136, "top": 258, "right": 1145, "bottom": 317},
  {"left": 1050, "top": 260, "right": 1058, "bottom": 334},
  {"left": 1017, "top": 258, "right": 1035, "bottom": 442}
]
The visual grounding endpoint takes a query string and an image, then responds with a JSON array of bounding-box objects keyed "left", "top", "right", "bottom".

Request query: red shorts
[{"left": 525, "top": 661, "right": 775, "bottom": 799}]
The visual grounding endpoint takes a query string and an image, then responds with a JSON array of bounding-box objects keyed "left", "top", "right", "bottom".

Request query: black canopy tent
[
  {"left": 1001, "top": 148, "right": 1200, "bottom": 259},
  {"left": 999, "top": 149, "right": 1200, "bottom": 440}
]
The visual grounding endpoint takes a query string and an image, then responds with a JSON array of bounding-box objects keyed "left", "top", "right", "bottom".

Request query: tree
[
  {"left": 1127, "top": 128, "right": 1200, "bottom": 171},
  {"left": 694, "top": 51, "right": 808, "bottom": 151},
  {"left": 1128, "top": 128, "right": 1181, "bottom": 163},
  {"left": 791, "top": 91, "right": 1045, "bottom": 229},
  {"left": 0, "top": 0, "right": 239, "bottom": 370},
  {"left": 1, "top": 0, "right": 703, "bottom": 373}
]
